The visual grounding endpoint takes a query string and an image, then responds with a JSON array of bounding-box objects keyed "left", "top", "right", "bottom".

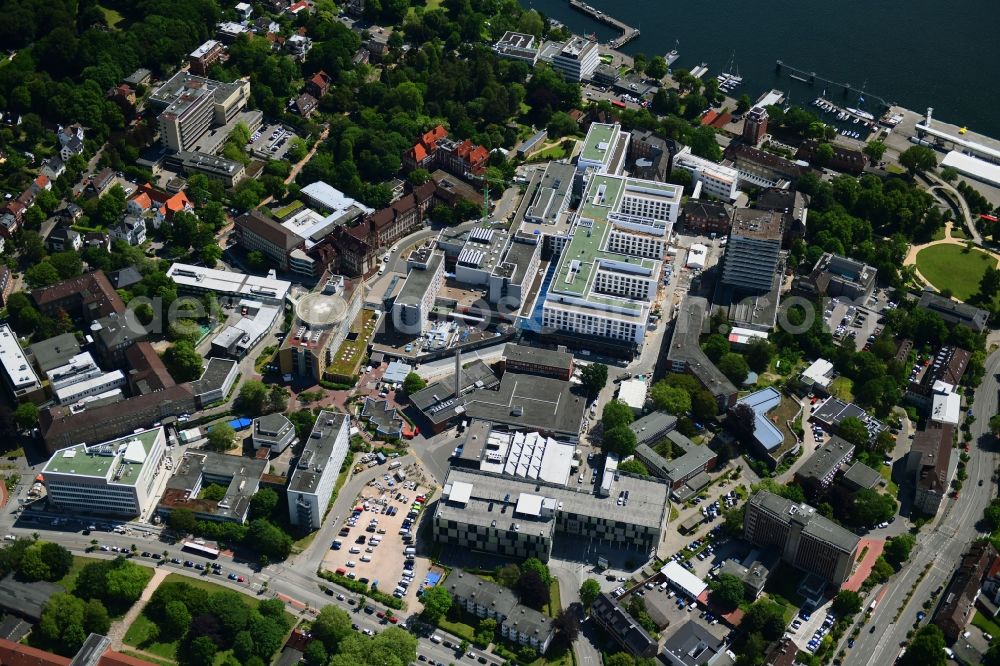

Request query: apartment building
[
  {"left": 150, "top": 72, "right": 251, "bottom": 152},
  {"left": 0, "top": 324, "right": 45, "bottom": 403},
  {"left": 42, "top": 427, "right": 167, "bottom": 518},
  {"left": 189, "top": 40, "right": 225, "bottom": 76},
  {"left": 391, "top": 248, "right": 445, "bottom": 335},
  {"left": 933, "top": 542, "right": 999, "bottom": 643},
  {"left": 681, "top": 200, "right": 732, "bottom": 236},
  {"left": 551, "top": 37, "right": 599, "bottom": 82},
  {"left": 721, "top": 209, "right": 784, "bottom": 293},
  {"left": 31, "top": 270, "right": 125, "bottom": 322},
  {"left": 917, "top": 291, "right": 990, "bottom": 333},
  {"left": 591, "top": 593, "right": 658, "bottom": 658},
  {"left": 673, "top": 149, "right": 739, "bottom": 201},
  {"left": 445, "top": 569, "right": 555, "bottom": 653},
  {"left": 664, "top": 296, "right": 738, "bottom": 409},
  {"left": 744, "top": 490, "right": 860, "bottom": 587},
  {"left": 907, "top": 422, "right": 954, "bottom": 516},
  {"left": 433, "top": 468, "right": 668, "bottom": 562},
  {"left": 578, "top": 123, "right": 630, "bottom": 175},
  {"left": 540, "top": 173, "right": 681, "bottom": 353},
  {"left": 794, "top": 436, "right": 855, "bottom": 496},
  {"left": 287, "top": 411, "right": 350, "bottom": 530},
  {"left": 158, "top": 450, "right": 266, "bottom": 524}
]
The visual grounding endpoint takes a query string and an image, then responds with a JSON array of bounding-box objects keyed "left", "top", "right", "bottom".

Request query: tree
[
  {"left": 304, "top": 640, "right": 328, "bottom": 666},
  {"left": 37, "top": 593, "right": 86, "bottom": 656},
  {"left": 419, "top": 586, "right": 452, "bottom": 623},
  {"left": 864, "top": 140, "right": 887, "bottom": 162},
  {"left": 702, "top": 334, "right": 730, "bottom": 362},
  {"left": 104, "top": 559, "right": 152, "bottom": 605},
  {"left": 239, "top": 380, "right": 268, "bottom": 415},
  {"left": 201, "top": 244, "right": 222, "bottom": 268},
  {"left": 580, "top": 363, "right": 609, "bottom": 398},
  {"left": 25, "top": 261, "right": 61, "bottom": 288},
  {"left": 814, "top": 142, "right": 835, "bottom": 167},
  {"left": 899, "top": 625, "right": 946, "bottom": 666},
  {"left": 710, "top": 573, "right": 745, "bottom": 609},
  {"left": 247, "top": 519, "right": 292, "bottom": 560},
  {"left": 206, "top": 424, "right": 236, "bottom": 452},
  {"left": 515, "top": 569, "right": 550, "bottom": 610},
  {"left": 13, "top": 402, "right": 38, "bottom": 432},
  {"left": 899, "top": 145, "right": 937, "bottom": 176},
  {"left": 97, "top": 184, "right": 127, "bottom": 227},
  {"left": 164, "top": 599, "right": 193, "bottom": 638},
  {"left": 978, "top": 267, "right": 1000, "bottom": 303},
  {"left": 402, "top": 372, "right": 427, "bottom": 394},
  {"left": 736, "top": 94, "right": 752, "bottom": 114},
  {"left": 475, "top": 617, "right": 497, "bottom": 645},
  {"left": 249, "top": 488, "right": 279, "bottom": 519},
  {"left": 618, "top": 459, "right": 648, "bottom": 476},
  {"left": 162, "top": 341, "right": 204, "bottom": 383},
  {"left": 247, "top": 250, "right": 267, "bottom": 272},
  {"left": 645, "top": 55, "right": 668, "bottom": 79},
  {"left": 831, "top": 590, "right": 862, "bottom": 617},
  {"left": 884, "top": 533, "right": 916, "bottom": 568},
  {"left": 742, "top": 599, "right": 786, "bottom": 641},
  {"left": 837, "top": 416, "right": 870, "bottom": 448},
  {"left": 579, "top": 579, "right": 601, "bottom": 609},
  {"left": 603, "top": 426, "right": 637, "bottom": 457},
  {"left": 36, "top": 542, "right": 73, "bottom": 581},
  {"left": 602, "top": 400, "right": 634, "bottom": 431},
  {"left": 940, "top": 166, "right": 959, "bottom": 183},
  {"left": 718, "top": 353, "right": 750, "bottom": 385},
  {"left": 183, "top": 635, "right": 219, "bottom": 666},
  {"left": 649, "top": 382, "right": 691, "bottom": 415},
  {"left": 49, "top": 251, "right": 83, "bottom": 279},
  {"left": 312, "top": 605, "right": 352, "bottom": 651},
  {"left": 745, "top": 340, "right": 775, "bottom": 374},
  {"left": 553, "top": 608, "right": 580, "bottom": 642},
  {"left": 18, "top": 548, "right": 51, "bottom": 581},
  {"left": 852, "top": 488, "right": 897, "bottom": 527},
  {"left": 497, "top": 563, "right": 521, "bottom": 588},
  {"left": 169, "top": 508, "right": 198, "bottom": 535},
  {"left": 84, "top": 598, "right": 111, "bottom": 634}
]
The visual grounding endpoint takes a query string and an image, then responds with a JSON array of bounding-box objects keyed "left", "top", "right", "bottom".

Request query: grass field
[
  {"left": 829, "top": 376, "right": 854, "bottom": 402},
  {"left": 915, "top": 243, "right": 997, "bottom": 301},
  {"left": 56, "top": 555, "right": 105, "bottom": 591},
  {"left": 973, "top": 610, "right": 1000, "bottom": 637},
  {"left": 98, "top": 4, "right": 125, "bottom": 28}
]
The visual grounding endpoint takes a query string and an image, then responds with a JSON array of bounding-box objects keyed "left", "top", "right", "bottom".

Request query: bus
[
  {"left": 611, "top": 100, "right": 627, "bottom": 109},
  {"left": 182, "top": 541, "right": 220, "bottom": 559}
]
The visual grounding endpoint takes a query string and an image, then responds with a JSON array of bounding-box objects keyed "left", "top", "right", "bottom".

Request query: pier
[
  {"left": 775, "top": 60, "right": 890, "bottom": 111},
  {"left": 568, "top": 0, "right": 640, "bottom": 48}
]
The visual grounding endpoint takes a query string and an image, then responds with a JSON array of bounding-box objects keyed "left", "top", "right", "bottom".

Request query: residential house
[
  {"left": 41, "top": 157, "right": 66, "bottom": 181},
  {"left": 591, "top": 593, "right": 658, "bottom": 658},
  {"left": 933, "top": 542, "right": 999, "bottom": 642},
  {"left": 89, "top": 168, "right": 116, "bottom": 196},
  {"left": 286, "top": 35, "right": 312, "bottom": 59},
  {"left": 107, "top": 83, "right": 138, "bottom": 117},
  {"left": 437, "top": 138, "right": 489, "bottom": 179},
  {"left": 293, "top": 93, "right": 318, "bottom": 118},
  {"left": 305, "top": 70, "right": 333, "bottom": 98},
  {"left": 46, "top": 227, "right": 83, "bottom": 253},
  {"left": 445, "top": 570, "right": 555, "bottom": 653},
  {"left": 57, "top": 124, "right": 85, "bottom": 148},
  {"left": 109, "top": 215, "right": 147, "bottom": 246},
  {"left": 0, "top": 266, "right": 13, "bottom": 308}
]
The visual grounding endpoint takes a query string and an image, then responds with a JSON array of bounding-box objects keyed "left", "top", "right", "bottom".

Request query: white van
[
  {"left": 388, "top": 461, "right": 402, "bottom": 470},
  {"left": 430, "top": 634, "right": 443, "bottom": 644},
  {"left": 404, "top": 547, "right": 416, "bottom": 555}
]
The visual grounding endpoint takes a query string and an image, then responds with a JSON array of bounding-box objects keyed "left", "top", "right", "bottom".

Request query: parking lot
[
  {"left": 323, "top": 465, "right": 432, "bottom": 609},
  {"left": 248, "top": 123, "right": 297, "bottom": 160}
]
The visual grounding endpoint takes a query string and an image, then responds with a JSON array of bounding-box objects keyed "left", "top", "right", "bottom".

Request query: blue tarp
[
  {"left": 228, "top": 417, "right": 253, "bottom": 430},
  {"left": 425, "top": 571, "right": 442, "bottom": 586}
]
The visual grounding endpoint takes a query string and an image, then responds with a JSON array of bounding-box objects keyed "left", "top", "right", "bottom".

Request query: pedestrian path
[{"left": 107, "top": 567, "right": 169, "bottom": 649}]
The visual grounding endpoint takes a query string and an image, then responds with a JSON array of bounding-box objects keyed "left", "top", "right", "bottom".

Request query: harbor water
[{"left": 523, "top": 0, "right": 1000, "bottom": 136}]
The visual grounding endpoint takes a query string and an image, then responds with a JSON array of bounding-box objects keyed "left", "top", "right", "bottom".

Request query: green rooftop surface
[
  {"left": 44, "top": 427, "right": 161, "bottom": 485},
  {"left": 579, "top": 123, "right": 617, "bottom": 165},
  {"left": 550, "top": 174, "right": 657, "bottom": 301}
]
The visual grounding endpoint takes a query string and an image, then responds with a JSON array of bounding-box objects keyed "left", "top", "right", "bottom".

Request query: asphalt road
[{"left": 842, "top": 349, "right": 1000, "bottom": 665}]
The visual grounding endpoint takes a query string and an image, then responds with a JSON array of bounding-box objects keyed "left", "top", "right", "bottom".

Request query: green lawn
[
  {"left": 97, "top": 4, "right": 125, "bottom": 28},
  {"left": 543, "top": 579, "right": 561, "bottom": 618},
  {"left": 829, "top": 376, "right": 854, "bottom": 402},
  {"left": 526, "top": 141, "right": 576, "bottom": 163},
  {"left": 56, "top": 555, "right": 105, "bottom": 592},
  {"left": 437, "top": 615, "right": 476, "bottom": 642},
  {"left": 915, "top": 243, "right": 997, "bottom": 301},
  {"left": 123, "top": 614, "right": 178, "bottom": 660},
  {"left": 879, "top": 464, "right": 899, "bottom": 497},
  {"left": 973, "top": 610, "right": 1000, "bottom": 637}
]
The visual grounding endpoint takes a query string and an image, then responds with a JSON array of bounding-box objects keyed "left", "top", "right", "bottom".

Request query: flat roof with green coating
[
  {"left": 579, "top": 123, "right": 618, "bottom": 165},
  {"left": 44, "top": 427, "right": 162, "bottom": 485},
  {"left": 551, "top": 174, "right": 658, "bottom": 300}
]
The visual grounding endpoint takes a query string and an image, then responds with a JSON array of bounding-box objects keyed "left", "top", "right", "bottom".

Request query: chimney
[{"left": 454, "top": 350, "right": 462, "bottom": 399}]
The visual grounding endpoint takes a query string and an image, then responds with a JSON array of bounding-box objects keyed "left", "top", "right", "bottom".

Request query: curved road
[
  {"left": 841, "top": 349, "right": 1000, "bottom": 665},
  {"left": 925, "top": 172, "right": 981, "bottom": 243}
]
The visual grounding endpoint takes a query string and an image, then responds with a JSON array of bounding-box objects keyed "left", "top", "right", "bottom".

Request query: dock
[
  {"left": 775, "top": 59, "right": 890, "bottom": 111},
  {"left": 689, "top": 63, "right": 709, "bottom": 79},
  {"left": 568, "top": 0, "right": 640, "bottom": 48}
]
